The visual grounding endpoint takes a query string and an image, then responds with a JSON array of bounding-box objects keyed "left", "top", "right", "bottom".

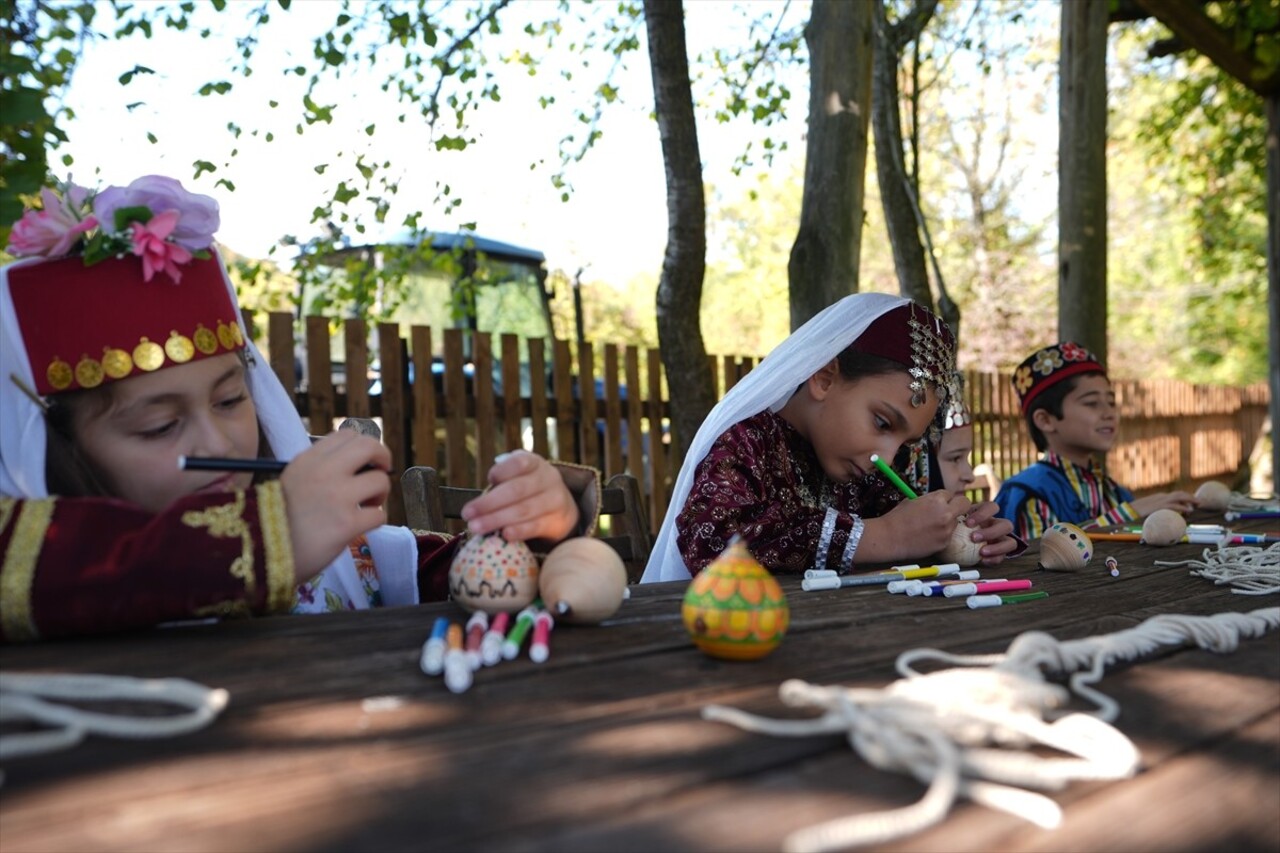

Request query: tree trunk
[
  {"left": 1058, "top": 0, "right": 1109, "bottom": 362},
  {"left": 1267, "top": 94, "right": 1279, "bottom": 493},
  {"left": 871, "top": 1, "right": 954, "bottom": 335},
  {"left": 787, "top": 0, "right": 874, "bottom": 330},
  {"left": 643, "top": 0, "right": 713, "bottom": 465}
]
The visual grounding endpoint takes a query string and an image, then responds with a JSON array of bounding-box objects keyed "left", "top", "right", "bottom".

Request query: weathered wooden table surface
[{"left": 2, "top": 512, "right": 1278, "bottom": 852}]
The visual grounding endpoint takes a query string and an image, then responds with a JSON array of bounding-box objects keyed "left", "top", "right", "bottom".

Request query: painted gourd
[
  {"left": 1039, "top": 522, "right": 1093, "bottom": 571},
  {"left": 448, "top": 533, "right": 540, "bottom": 614},
  {"left": 1194, "top": 480, "right": 1231, "bottom": 512},
  {"left": 1142, "top": 509, "right": 1187, "bottom": 546},
  {"left": 539, "top": 538, "right": 629, "bottom": 624},
  {"left": 682, "top": 538, "right": 789, "bottom": 660},
  {"left": 938, "top": 519, "right": 983, "bottom": 567}
]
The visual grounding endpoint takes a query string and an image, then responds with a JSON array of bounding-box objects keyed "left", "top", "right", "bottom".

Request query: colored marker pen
[
  {"left": 443, "top": 623, "right": 473, "bottom": 694},
  {"left": 967, "top": 590, "right": 1050, "bottom": 609},
  {"left": 464, "top": 610, "right": 488, "bottom": 671},
  {"left": 420, "top": 616, "right": 450, "bottom": 676},
  {"left": 502, "top": 606, "right": 538, "bottom": 660},
  {"left": 530, "top": 610, "right": 555, "bottom": 663},
  {"left": 869, "top": 453, "right": 918, "bottom": 500},
  {"left": 943, "top": 579, "right": 1034, "bottom": 598},
  {"left": 481, "top": 611, "right": 510, "bottom": 667}
]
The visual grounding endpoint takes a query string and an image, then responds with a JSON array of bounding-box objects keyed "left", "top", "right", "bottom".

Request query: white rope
[
  {"left": 1225, "top": 492, "right": 1279, "bottom": 513},
  {"left": 1156, "top": 543, "right": 1280, "bottom": 595},
  {"left": 701, "top": 607, "right": 1280, "bottom": 853},
  {"left": 0, "top": 673, "right": 229, "bottom": 768}
]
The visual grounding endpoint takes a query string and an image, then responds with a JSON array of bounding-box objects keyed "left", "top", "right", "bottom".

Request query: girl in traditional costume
[
  {"left": 0, "top": 175, "right": 593, "bottom": 641},
  {"left": 642, "top": 294, "right": 1019, "bottom": 582}
]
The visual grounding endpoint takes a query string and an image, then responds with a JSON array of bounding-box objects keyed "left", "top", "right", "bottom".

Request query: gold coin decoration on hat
[
  {"left": 47, "top": 356, "right": 73, "bottom": 391},
  {"left": 165, "top": 330, "right": 195, "bottom": 364},
  {"left": 229, "top": 322, "right": 244, "bottom": 346},
  {"left": 133, "top": 337, "right": 165, "bottom": 372},
  {"left": 74, "top": 354, "right": 104, "bottom": 389},
  {"left": 193, "top": 324, "right": 218, "bottom": 355},
  {"left": 102, "top": 347, "right": 133, "bottom": 379},
  {"left": 216, "top": 321, "right": 236, "bottom": 351}
]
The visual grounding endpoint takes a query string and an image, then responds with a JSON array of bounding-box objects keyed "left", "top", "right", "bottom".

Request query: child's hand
[
  {"left": 461, "top": 450, "right": 580, "bottom": 544},
  {"left": 959, "top": 500, "right": 1020, "bottom": 566},
  {"left": 1132, "top": 491, "right": 1198, "bottom": 517},
  {"left": 280, "top": 431, "right": 391, "bottom": 582},
  {"left": 865, "top": 490, "right": 973, "bottom": 561}
]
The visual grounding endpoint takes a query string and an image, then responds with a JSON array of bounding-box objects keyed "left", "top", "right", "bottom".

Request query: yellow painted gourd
[{"left": 682, "top": 538, "right": 788, "bottom": 661}]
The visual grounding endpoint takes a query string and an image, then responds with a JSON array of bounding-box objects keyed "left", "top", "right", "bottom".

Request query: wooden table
[{"left": 2, "top": 513, "right": 1278, "bottom": 852}]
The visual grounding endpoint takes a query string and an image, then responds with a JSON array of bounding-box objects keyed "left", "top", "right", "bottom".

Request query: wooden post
[
  {"left": 305, "top": 316, "right": 334, "bottom": 437},
  {"left": 1267, "top": 94, "right": 1279, "bottom": 492},
  {"left": 1059, "top": 0, "right": 1109, "bottom": 363}
]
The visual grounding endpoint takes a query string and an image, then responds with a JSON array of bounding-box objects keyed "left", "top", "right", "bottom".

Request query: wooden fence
[{"left": 252, "top": 312, "right": 1271, "bottom": 529}]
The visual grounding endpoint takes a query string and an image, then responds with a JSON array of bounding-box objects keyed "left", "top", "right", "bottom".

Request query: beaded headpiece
[
  {"left": 1012, "top": 342, "right": 1105, "bottom": 415},
  {"left": 4, "top": 176, "right": 238, "bottom": 396},
  {"left": 943, "top": 370, "right": 971, "bottom": 430},
  {"left": 851, "top": 301, "right": 957, "bottom": 409}
]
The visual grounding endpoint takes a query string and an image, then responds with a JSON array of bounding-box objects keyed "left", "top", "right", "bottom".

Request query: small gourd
[
  {"left": 448, "top": 533, "right": 540, "bottom": 614},
  {"left": 1039, "top": 522, "right": 1093, "bottom": 571},
  {"left": 1142, "top": 509, "right": 1187, "bottom": 546},
  {"left": 682, "top": 538, "right": 789, "bottom": 660},
  {"left": 937, "top": 519, "right": 983, "bottom": 567},
  {"left": 539, "top": 538, "right": 629, "bottom": 624},
  {"left": 1194, "top": 480, "right": 1231, "bottom": 513}
]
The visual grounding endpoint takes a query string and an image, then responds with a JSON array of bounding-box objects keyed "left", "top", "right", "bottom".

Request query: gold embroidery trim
[
  {"left": 0, "top": 498, "right": 55, "bottom": 641},
  {"left": 256, "top": 481, "right": 296, "bottom": 613},
  {"left": 181, "top": 490, "right": 253, "bottom": 605}
]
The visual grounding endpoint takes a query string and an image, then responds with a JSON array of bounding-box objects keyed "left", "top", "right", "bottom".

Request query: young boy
[{"left": 994, "top": 342, "right": 1197, "bottom": 539}]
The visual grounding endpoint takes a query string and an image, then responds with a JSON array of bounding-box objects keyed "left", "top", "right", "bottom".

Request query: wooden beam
[{"left": 1132, "top": 0, "right": 1280, "bottom": 94}]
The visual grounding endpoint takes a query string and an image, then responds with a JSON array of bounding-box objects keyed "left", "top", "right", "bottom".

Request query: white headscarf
[
  {"left": 0, "top": 250, "right": 416, "bottom": 609},
  {"left": 640, "top": 292, "right": 908, "bottom": 583}
]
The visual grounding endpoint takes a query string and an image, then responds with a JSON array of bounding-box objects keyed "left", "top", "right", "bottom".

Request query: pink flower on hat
[
  {"left": 130, "top": 210, "right": 194, "bottom": 282},
  {"left": 6, "top": 185, "right": 97, "bottom": 258},
  {"left": 93, "top": 175, "right": 219, "bottom": 251}
]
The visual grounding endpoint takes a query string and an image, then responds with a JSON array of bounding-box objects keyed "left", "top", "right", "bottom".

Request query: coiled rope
[
  {"left": 702, "top": 607, "right": 1280, "bottom": 853},
  {"left": 1156, "top": 543, "right": 1280, "bottom": 595},
  {"left": 0, "top": 673, "right": 229, "bottom": 779}
]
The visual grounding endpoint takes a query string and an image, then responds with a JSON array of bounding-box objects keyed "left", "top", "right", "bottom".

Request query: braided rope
[
  {"left": 702, "top": 607, "right": 1280, "bottom": 853},
  {"left": 0, "top": 673, "right": 229, "bottom": 770},
  {"left": 1225, "top": 492, "right": 1279, "bottom": 512},
  {"left": 1156, "top": 543, "right": 1280, "bottom": 595}
]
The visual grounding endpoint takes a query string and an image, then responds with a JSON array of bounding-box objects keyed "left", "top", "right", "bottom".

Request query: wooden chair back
[{"left": 401, "top": 466, "right": 653, "bottom": 583}]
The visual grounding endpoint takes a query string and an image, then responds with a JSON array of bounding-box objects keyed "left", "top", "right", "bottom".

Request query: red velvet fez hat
[
  {"left": 1012, "top": 342, "right": 1105, "bottom": 415},
  {"left": 849, "top": 301, "right": 957, "bottom": 408},
  {"left": 9, "top": 254, "right": 244, "bottom": 395}
]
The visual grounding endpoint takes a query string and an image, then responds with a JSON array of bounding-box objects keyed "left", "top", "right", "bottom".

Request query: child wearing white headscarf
[
  {"left": 0, "top": 176, "right": 590, "bottom": 640},
  {"left": 642, "top": 294, "right": 1019, "bottom": 582}
]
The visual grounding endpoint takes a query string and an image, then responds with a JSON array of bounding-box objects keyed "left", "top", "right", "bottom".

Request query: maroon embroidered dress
[
  {"left": 0, "top": 485, "right": 461, "bottom": 642},
  {"left": 675, "top": 410, "right": 905, "bottom": 575}
]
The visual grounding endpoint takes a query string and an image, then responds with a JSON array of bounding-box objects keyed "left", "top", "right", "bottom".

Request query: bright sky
[{"left": 54, "top": 1, "right": 809, "bottom": 286}]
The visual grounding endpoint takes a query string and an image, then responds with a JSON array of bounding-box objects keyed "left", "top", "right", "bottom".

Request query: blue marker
[{"left": 419, "top": 616, "right": 450, "bottom": 676}]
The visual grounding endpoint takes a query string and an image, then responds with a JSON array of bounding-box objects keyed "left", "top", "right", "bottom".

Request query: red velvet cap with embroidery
[
  {"left": 1012, "top": 342, "right": 1105, "bottom": 415},
  {"left": 849, "top": 301, "right": 957, "bottom": 408},
  {"left": 5, "top": 176, "right": 240, "bottom": 395}
]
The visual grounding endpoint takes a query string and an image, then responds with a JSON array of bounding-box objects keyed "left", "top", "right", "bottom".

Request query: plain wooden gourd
[
  {"left": 1142, "top": 509, "right": 1188, "bottom": 546},
  {"left": 1194, "top": 480, "right": 1231, "bottom": 513},
  {"left": 1039, "top": 522, "right": 1094, "bottom": 571},
  {"left": 937, "top": 519, "right": 983, "bottom": 567},
  {"left": 538, "top": 538, "right": 629, "bottom": 624}
]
